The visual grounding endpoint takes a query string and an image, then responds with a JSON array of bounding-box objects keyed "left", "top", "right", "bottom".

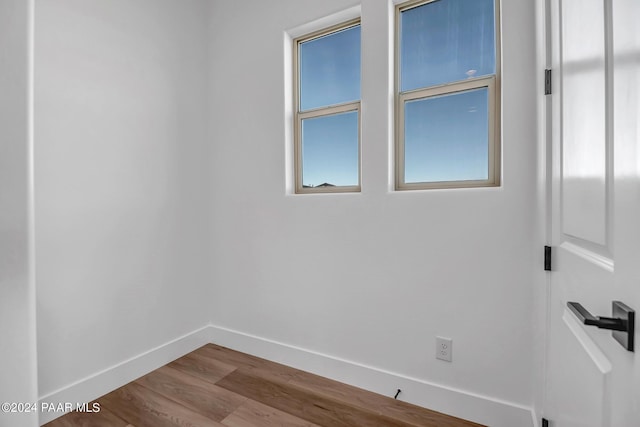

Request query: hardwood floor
[{"left": 44, "top": 344, "right": 485, "bottom": 427}]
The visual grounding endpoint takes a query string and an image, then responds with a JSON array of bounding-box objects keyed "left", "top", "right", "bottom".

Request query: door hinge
[
  {"left": 544, "top": 246, "right": 552, "bottom": 271},
  {"left": 542, "top": 418, "right": 549, "bottom": 427},
  {"left": 544, "top": 69, "right": 552, "bottom": 95}
]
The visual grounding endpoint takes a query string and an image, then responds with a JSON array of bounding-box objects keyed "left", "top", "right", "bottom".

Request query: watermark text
[{"left": 1, "top": 402, "right": 100, "bottom": 413}]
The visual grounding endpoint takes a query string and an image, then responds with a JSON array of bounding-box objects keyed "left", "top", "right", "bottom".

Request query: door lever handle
[
  {"left": 567, "top": 302, "right": 626, "bottom": 331},
  {"left": 567, "top": 301, "right": 635, "bottom": 352}
]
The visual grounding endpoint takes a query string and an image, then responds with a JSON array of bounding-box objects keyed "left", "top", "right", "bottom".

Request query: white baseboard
[
  {"left": 209, "top": 324, "right": 534, "bottom": 427},
  {"left": 38, "top": 324, "right": 534, "bottom": 427},
  {"left": 38, "top": 325, "right": 212, "bottom": 425}
]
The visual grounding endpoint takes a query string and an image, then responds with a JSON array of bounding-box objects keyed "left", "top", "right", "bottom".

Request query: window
[
  {"left": 294, "top": 20, "right": 361, "bottom": 193},
  {"left": 396, "top": 0, "right": 500, "bottom": 190}
]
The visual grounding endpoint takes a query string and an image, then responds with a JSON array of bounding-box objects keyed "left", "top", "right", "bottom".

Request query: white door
[{"left": 544, "top": 0, "right": 640, "bottom": 426}]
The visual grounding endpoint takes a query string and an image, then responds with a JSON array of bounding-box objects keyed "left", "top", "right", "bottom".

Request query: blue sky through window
[
  {"left": 400, "top": 0, "right": 495, "bottom": 91},
  {"left": 302, "top": 111, "right": 359, "bottom": 187},
  {"left": 300, "top": 25, "right": 361, "bottom": 111},
  {"left": 400, "top": 0, "right": 495, "bottom": 184},
  {"left": 404, "top": 88, "right": 489, "bottom": 183},
  {"left": 299, "top": 24, "right": 360, "bottom": 187}
]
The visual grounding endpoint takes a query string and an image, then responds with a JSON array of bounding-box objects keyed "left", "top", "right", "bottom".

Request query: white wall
[
  {"left": 0, "top": 0, "right": 39, "bottom": 426},
  {"left": 34, "top": 0, "right": 212, "bottom": 403},
  {"left": 208, "top": 0, "right": 537, "bottom": 422}
]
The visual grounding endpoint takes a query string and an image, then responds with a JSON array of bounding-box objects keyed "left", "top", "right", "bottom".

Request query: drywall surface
[
  {"left": 34, "top": 0, "right": 212, "bottom": 398},
  {"left": 208, "top": 0, "right": 537, "bottom": 415},
  {"left": 0, "top": 0, "right": 39, "bottom": 426}
]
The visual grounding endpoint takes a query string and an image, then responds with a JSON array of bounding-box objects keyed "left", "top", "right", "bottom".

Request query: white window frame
[
  {"left": 395, "top": 0, "right": 501, "bottom": 191},
  {"left": 293, "top": 19, "right": 361, "bottom": 194}
]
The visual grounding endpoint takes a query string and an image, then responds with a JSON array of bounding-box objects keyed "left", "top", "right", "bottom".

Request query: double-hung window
[
  {"left": 294, "top": 20, "right": 361, "bottom": 194},
  {"left": 396, "top": 0, "right": 500, "bottom": 190}
]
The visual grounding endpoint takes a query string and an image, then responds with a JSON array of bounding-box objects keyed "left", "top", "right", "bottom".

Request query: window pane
[
  {"left": 300, "top": 25, "right": 361, "bottom": 111},
  {"left": 400, "top": 0, "right": 495, "bottom": 92},
  {"left": 302, "top": 111, "right": 358, "bottom": 188},
  {"left": 404, "top": 88, "right": 489, "bottom": 183}
]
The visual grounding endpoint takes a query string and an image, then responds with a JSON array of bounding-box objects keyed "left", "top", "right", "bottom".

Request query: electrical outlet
[{"left": 436, "top": 337, "right": 452, "bottom": 362}]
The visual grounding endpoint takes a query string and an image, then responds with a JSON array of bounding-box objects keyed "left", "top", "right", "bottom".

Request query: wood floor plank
[
  {"left": 209, "top": 345, "right": 484, "bottom": 427},
  {"left": 215, "top": 368, "right": 420, "bottom": 427},
  {"left": 135, "top": 365, "right": 247, "bottom": 422},
  {"left": 99, "top": 381, "right": 225, "bottom": 427},
  {"left": 42, "top": 405, "right": 133, "bottom": 427},
  {"left": 288, "top": 372, "right": 484, "bottom": 427},
  {"left": 194, "top": 344, "right": 309, "bottom": 383},
  {"left": 193, "top": 344, "right": 268, "bottom": 369},
  {"left": 221, "top": 399, "right": 320, "bottom": 427},
  {"left": 168, "top": 351, "right": 237, "bottom": 385}
]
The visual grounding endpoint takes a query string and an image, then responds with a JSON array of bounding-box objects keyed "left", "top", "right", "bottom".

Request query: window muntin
[
  {"left": 396, "top": 0, "right": 500, "bottom": 190},
  {"left": 294, "top": 21, "right": 361, "bottom": 193}
]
